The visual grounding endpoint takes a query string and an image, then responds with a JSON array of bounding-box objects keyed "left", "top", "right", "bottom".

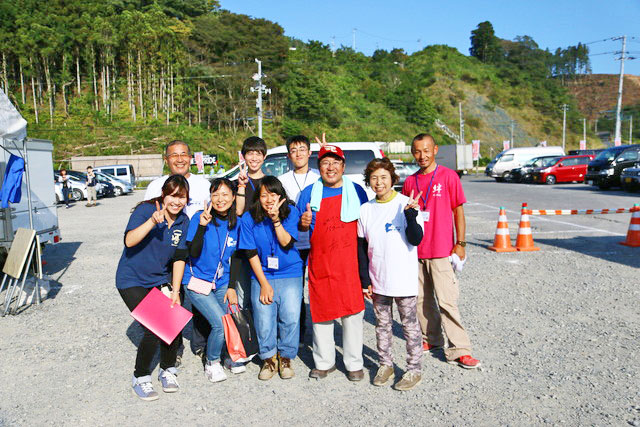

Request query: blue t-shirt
[
  {"left": 238, "top": 206, "right": 303, "bottom": 280},
  {"left": 182, "top": 211, "right": 239, "bottom": 288},
  {"left": 116, "top": 203, "right": 189, "bottom": 289},
  {"left": 296, "top": 182, "right": 369, "bottom": 238}
]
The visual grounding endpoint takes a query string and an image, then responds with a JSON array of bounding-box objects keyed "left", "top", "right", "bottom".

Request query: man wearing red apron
[{"left": 297, "top": 145, "right": 369, "bottom": 381}]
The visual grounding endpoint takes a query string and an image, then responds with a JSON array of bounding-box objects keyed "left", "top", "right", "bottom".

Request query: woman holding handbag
[
  {"left": 182, "top": 178, "right": 242, "bottom": 383},
  {"left": 238, "top": 176, "right": 303, "bottom": 381},
  {"left": 116, "top": 174, "right": 190, "bottom": 401}
]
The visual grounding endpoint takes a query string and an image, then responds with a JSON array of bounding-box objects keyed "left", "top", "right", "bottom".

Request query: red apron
[{"left": 308, "top": 194, "right": 365, "bottom": 323}]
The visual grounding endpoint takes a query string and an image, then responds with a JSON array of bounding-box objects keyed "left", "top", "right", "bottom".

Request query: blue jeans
[
  {"left": 251, "top": 277, "right": 302, "bottom": 360},
  {"left": 186, "top": 285, "right": 228, "bottom": 362}
]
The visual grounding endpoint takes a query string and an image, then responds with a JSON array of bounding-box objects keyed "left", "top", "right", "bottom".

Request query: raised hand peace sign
[
  {"left": 267, "top": 197, "right": 286, "bottom": 223},
  {"left": 199, "top": 199, "right": 213, "bottom": 226},
  {"left": 237, "top": 162, "right": 249, "bottom": 187},
  {"left": 314, "top": 132, "right": 328, "bottom": 148},
  {"left": 151, "top": 201, "right": 166, "bottom": 224},
  {"left": 404, "top": 190, "right": 422, "bottom": 211}
]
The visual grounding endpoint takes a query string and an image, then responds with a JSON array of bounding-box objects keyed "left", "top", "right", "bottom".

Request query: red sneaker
[
  {"left": 448, "top": 355, "right": 481, "bottom": 369},
  {"left": 422, "top": 342, "right": 443, "bottom": 352}
]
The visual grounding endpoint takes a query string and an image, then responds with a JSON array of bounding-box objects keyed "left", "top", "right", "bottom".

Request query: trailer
[
  {"left": 0, "top": 89, "right": 60, "bottom": 255},
  {"left": 436, "top": 144, "right": 473, "bottom": 176}
]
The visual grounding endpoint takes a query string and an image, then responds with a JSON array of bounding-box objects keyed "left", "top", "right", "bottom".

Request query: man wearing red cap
[{"left": 297, "top": 144, "right": 369, "bottom": 381}]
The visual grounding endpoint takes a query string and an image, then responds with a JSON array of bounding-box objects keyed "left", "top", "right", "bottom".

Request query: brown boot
[
  {"left": 258, "top": 355, "right": 278, "bottom": 381},
  {"left": 278, "top": 354, "right": 295, "bottom": 379}
]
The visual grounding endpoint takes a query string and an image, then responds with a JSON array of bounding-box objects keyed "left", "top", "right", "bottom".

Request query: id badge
[
  {"left": 215, "top": 264, "right": 224, "bottom": 280},
  {"left": 267, "top": 256, "right": 279, "bottom": 270},
  {"left": 421, "top": 210, "right": 430, "bottom": 223}
]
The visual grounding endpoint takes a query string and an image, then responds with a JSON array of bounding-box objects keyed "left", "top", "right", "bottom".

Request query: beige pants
[
  {"left": 418, "top": 257, "right": 471, "bottom": 360},
  {"left": 312, "top": 310, "right": 364, "bottom": 371},
  {"left": 87, "top": 186, "right": 97, "bottom": 204}
]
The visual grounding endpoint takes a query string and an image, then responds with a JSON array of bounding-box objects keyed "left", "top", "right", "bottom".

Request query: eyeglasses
[
  {"left": 167, "top": 153, "right": 191, "bottom": 160},
  {"left": 319, "top": 160, "right": 342, "bottom": 168},
  {"left": 289, "top": 147, "right": 309, "bottom": 155}
]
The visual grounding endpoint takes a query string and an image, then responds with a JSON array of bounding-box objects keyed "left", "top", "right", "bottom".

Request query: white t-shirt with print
[
  {"left": 357, "top": 193, "right": 423, "bottom": 297},
  {"left": 144, "top": 174, "right": 211, "bottom": 219},
  {"left": 278, "top": 168, "right": 320, "bottom": 250}
]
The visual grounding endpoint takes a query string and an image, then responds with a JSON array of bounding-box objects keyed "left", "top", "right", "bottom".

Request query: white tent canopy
[{"left": 0, "top": 88, "right": 27, "bottom": 141}]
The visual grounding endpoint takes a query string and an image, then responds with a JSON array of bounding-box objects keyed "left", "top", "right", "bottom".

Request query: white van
[
  {"left": 93, "top": 164, "right": 136, "bottom": 187},
  {"left": 221, "top": 142, "right": 384, "bottom": 198},
  {"left": 486, "top": 146, "right": 565, "bottom": 181}
]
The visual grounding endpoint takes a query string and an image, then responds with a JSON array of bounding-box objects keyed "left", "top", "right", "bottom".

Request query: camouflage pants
[{"left": 372, "top": 293, "right": 423, "bottom": 373}]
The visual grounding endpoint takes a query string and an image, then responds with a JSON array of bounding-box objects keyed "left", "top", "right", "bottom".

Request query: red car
[{"left": 532, "top": 154, "right": 595, "bottom": 185}]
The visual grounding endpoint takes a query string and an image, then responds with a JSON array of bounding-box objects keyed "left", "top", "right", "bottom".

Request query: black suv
[{"left": 585, "top": 145, "right": 640, "bottom": 189}]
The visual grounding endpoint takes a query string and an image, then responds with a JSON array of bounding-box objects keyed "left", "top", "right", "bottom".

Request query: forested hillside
[{"left": 0, "top": 2, "right": 598, "bottom": 166}]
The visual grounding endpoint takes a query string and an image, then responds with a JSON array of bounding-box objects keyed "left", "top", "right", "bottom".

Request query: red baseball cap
[{"left": 318, "top": 144, "right": 345, "bottom": 161}]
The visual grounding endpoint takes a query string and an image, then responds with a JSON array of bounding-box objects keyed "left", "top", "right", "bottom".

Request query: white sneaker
[
  {"left": 205, "top": 360, "right": 227, "bottom": 383},
  {"left": 224, "top": 357, "right": 247, "bottom": 374}
]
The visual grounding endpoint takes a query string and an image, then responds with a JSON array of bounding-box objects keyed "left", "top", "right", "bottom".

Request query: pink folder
[{"left": 131, "top": 287, "right": 193, "bottom": 345}]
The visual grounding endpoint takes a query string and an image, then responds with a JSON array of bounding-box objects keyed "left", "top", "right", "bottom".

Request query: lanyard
[
  {"left": 293, "top": 170, "right": 309, "bottom": 192},
  {"left": 262, "top": 220, "right": 278, "bottom": 257},
  {"left": 248, "top": 178, "right": 256, "bottom": 192},
  {"left": 190, "top": 224, "right": 230, "bottom": 277},
  {"left": 415, "top": 165, "right": 438, "bottom": 210}
]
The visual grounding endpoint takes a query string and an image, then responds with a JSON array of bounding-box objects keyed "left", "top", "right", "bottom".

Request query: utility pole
[
  {"left": 250, "top": 59, "right": 270, "bottom": 138},
  {"left": 331, "top": 36, "right": 336, "bottom": 57},
  {"left": 510, "top": 120, "right": 515, "bottom": 148},
  {"left": 352, "top": 28, "right": 356, "bottom": 50},
  {"left": 613, "top": 35, "right": 627, "bottom": 145},
  {"left": 562, "top": 104, "right": 568, "bottom": 152},
  {"left": 459, "top": 102, "right": 465, "bottom": 144},
  {"left": 630, "top": 115, "right": 633, "bottom": 144},
  {"left": 583, "top": 118, "right": 587, "bottom": 143}
]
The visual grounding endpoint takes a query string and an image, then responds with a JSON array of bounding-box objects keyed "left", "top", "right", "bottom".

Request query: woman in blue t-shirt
[
  {"left": 115, "top": 174, "right": 190, "bottom": 401},
  {"left": 239, "top": 176, "right": 303, "bottom": 381},
  {"left": 182, "top": 178, "right": 241, "bottom": 383}
]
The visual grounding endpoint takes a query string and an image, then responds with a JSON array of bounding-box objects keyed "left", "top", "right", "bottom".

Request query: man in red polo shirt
[{"left": 402, "top": 133, "right": 481, "bottom": 369}]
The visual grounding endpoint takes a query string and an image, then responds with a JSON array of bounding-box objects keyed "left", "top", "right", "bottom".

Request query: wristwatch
[{"left": 456, "top": 241, "right": 467, "bottom": 247}]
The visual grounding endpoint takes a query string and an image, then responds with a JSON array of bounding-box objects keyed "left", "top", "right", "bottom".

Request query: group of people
[
  {"left": 57, "top": 166, "right": 98, "bottom": 208},
  {"left": 115, "top": 133, "right": 481, "bottom": 401}
]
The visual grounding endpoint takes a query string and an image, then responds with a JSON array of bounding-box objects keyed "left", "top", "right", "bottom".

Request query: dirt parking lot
[{"left": 1, "top": 177, "right": 639, "bottom": 426}]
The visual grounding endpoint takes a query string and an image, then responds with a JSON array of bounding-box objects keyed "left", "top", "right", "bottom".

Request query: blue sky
[{"left": 220, "top": 0, "right": 640, "bottom": 75}]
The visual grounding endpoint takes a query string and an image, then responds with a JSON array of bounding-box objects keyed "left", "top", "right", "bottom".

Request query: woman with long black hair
[
  {"left": 116, "top": 174, "right": 190, "bottom": 401},
  {"left": 238, "top": 176, "right": 303, "bottom": 381}
]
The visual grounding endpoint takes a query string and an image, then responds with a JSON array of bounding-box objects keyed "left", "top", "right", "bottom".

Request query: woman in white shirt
[{"left": 357, "top": 158, "right": 424, "bottom": 391}]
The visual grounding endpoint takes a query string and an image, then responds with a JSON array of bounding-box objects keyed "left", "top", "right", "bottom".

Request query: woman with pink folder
[
  {"left": 116, "top": 175, "right": 191, "bottom": 401},
  {"left": 180, "top": 178, "right": 242, "bottom": 383}
]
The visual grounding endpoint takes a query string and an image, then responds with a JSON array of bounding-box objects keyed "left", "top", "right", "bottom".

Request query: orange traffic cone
[
  {"left": 515, "top": 203, "right": 540, "bottom": 251},
  {"left": 488, "top": 207, "right": 516, "bottom": 252},
  {"left": 620, "top": 204, "right": 640, "bottom": 247}
]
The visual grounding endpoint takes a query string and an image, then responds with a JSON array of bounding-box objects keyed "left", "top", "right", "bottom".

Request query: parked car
[
  {"left": 508, "top": 156, "right": 560, "bottom": 183},
  {"left": 392, "top": 162, "right": 420, "bottom": 190},
  {"left": 95, "top": 171, "right": 133, "bottom": 196},
  {"left": 54, "top": 176, "right": 87, "bottom": 202},
  {"left": 585, "top": 144, "right": 640, "bottom": 189},
  {"left": 92, "top": 164, "right": 136, "bottom": 187},
  {"left": 221, "top": 142, "right": 385, "bottom": 198},
  {"left": 63, "top": 170, "right": 112, "bottom": 198},
  {"left": 485, "top": 146, "right": 565, "bottom": 181},
  {"left": 532, "top": 154, "right": 595, "bottom": 184},
  {"left": 568, "top": 149, "right": 604, "bottom": 156},
  {"left": 621, "top": 163, "right": 640, "bottom": 192}
]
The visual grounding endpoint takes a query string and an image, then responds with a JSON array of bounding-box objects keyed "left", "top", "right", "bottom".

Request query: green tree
[{"left": 469, "top": 21, "right": 502, "bottom": 63}]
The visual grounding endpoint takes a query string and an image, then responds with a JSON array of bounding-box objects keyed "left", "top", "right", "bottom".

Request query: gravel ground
[{"left": 1, "top": 177, "right": 639, "bottom": 426}]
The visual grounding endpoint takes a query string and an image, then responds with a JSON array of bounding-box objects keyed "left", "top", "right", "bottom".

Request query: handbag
[
  {"left": 186, "top": 230, "right": 230, "bottom": 295},
  {"left": 223, "top": 304, "right": 259, "bottom": 363}
]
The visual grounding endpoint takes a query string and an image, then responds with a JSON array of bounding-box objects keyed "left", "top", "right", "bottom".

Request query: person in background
[
  {"left": 277, "top": 135, "right": 320, "bottom": 345},
  {"left": 86, "top": 166, "right": 97, "bottom": 207},
  {"left": 238, "top": 176, "right": 303, "bottom": 381},
  {"left": 144, "top": 140, "right": 212, "bottom": 365},
  {"left": 183, "top": 178, "right": 244, "bottom": 382},
  {"left": 231, "top": 136, "right": 267, "bottom": 311},
  {"left": 115, "top": 175, "right": 190, "bottom": 401},
  {"left": 297, "top": 144, "right": 369, "bottom": 382},
  {"left": 358, "top": 158, "right": 424, "bottom": 391},
  {"left": 402, "top": 133, "right": 481, "bottom": 369},
  {"left": 58, "top": 169, "right": 71, "bottom": 209}
]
